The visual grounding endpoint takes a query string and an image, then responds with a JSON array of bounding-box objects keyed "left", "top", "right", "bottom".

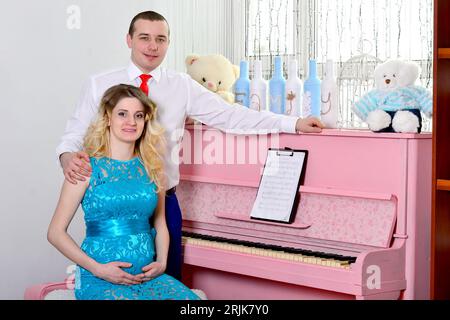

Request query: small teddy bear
[
  {"left": 186, "top": 54, "right": 239, "bottom": 104},
  {"left": 353, "top": 59, "right": 432, "bottom": 133}
]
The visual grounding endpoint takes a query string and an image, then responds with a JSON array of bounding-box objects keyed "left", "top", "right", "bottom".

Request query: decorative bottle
[
  {"left": 303, "top": 59, "right": 321, "bottom": 118},
  {"left": 269, "top": 56, "right": 286, "bottom": 114},
  {"left": 285, "top": 59, "right": 303, "bottom": 117},
  {"left": 250, "top": 60, "right": 268, "bottom": 111},
  {"left": 320, "top": 59, "right": 339, "bottom": 128},
  {"left": 234, "top": 60, "right": 250, "bottom": 107}
]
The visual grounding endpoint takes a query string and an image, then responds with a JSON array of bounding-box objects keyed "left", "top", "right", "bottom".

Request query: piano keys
[
  {"left": 182, "top": 232, "right": 357, "bottom": 269},
  {"left": 178, "top": 127, "right": 432, "bottom": 300}
]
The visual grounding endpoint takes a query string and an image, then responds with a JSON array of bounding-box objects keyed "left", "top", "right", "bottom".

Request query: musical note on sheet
[{"left": 250, "top": 149, "right": 307, "bottom": 223}]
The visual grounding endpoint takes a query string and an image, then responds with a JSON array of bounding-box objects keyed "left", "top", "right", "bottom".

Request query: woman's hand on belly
[
  {"left": 93, "top": 261, "right": 145, "bottom": 285},
  {"left": 139, "top": 261, "right": 166, "bottom": 282}
]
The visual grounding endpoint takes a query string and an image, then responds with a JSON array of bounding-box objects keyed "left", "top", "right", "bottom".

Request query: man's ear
[
  {"left": 126, "top": 33, "right": 132, "bottom": 49},
  {"left": 186, "top": 54, "right": 200, "bottom": 67}
]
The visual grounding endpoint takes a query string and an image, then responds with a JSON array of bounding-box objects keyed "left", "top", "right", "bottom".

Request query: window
[{"left": 246, "top": 0, "right": 434, "bottom": 131}]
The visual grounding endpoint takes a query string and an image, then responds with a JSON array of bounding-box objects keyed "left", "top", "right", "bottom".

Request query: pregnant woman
[{"left": 47, "top": 84, "right": 199, "bottom": 300}]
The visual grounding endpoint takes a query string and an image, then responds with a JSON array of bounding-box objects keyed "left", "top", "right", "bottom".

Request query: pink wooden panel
[
  {"left": 180, "top": 128, "right": 431, "bottom": 196},
  {"left": 182, "top": 264, "right": 354, "bottom": 300}
]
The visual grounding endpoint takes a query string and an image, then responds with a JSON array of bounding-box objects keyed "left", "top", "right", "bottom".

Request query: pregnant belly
[{"left": 81, "top": 233, "right": 155, "bottom": 275}]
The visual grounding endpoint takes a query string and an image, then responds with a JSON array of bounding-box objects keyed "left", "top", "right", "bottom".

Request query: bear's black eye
[
  {"left": 202, "top": 77, "right": 206, "bottom": 82},
  {"left": 218, "top": 81, "right": 222, "bottom": 85},
  {"left": 393, "top": 74, "right": 396, "bottom": 78},
  {"left": 383, "top": 75, "right": 387, "bottom": 78}
]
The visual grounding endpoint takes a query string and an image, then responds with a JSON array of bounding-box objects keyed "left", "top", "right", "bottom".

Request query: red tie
[{"left": 139, "top": 74, "right": 152, "bottom": 96}]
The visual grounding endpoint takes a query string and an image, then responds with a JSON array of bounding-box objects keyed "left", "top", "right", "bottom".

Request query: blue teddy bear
[{"left": 353, "top": 60, "right": 432, "bottom": 133}]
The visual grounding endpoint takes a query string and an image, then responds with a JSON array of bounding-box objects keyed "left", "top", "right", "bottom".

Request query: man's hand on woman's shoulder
[{"left": 60, "top": 151, "right": 92, "bottom": 184}]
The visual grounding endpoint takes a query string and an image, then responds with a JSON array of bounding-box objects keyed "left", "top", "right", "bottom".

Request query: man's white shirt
[{"left": 56, "top": 62, "right": 298, "bottom": 189}]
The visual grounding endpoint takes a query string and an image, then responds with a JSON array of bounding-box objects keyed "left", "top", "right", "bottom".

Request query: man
[{"left": 57, "top": 11, "right": 324, "bottom": 281}]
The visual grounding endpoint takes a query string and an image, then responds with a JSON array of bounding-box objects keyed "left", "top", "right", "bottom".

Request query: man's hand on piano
[
  {"left": 140, "top": 261, "right": 166, "bottom": 281},
  {"left": 295, "top": 117, "right": 324, "bottom": 134}
]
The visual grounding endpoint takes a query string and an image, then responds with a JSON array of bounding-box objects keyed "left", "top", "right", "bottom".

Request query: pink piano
[{"left": 177, "top": 126, "right": 432, "bottom": 300}]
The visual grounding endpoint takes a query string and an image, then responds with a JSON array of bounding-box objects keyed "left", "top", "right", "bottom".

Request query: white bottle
[
  {"left": 320, "top": 59, "right": 339, "bottom": 128},
  {"left": 285, "top": 59, "right": 303, "bottom": 117},
  {"left": 250, "top": 60, "right": 268, "bottom": 111}
]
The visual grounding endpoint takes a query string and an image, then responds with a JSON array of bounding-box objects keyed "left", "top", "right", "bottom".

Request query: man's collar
[{"left": 127, "top": 61, "right": 162, "bottom": 83}]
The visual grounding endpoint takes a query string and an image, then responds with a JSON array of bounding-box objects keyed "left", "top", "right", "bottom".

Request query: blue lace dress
[{"left": 74, "top": 157, "right": 199, "bottom": 300}]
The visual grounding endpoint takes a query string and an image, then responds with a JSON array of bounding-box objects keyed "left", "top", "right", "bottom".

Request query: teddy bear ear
[
  {"left": 186, "top": 54, "right": 200, "bottom": 67},
  {"left": 398, "top": 61, "right": 421, "bottom": 87}
]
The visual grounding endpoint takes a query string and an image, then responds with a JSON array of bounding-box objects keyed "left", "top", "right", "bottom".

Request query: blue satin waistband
[{"left": 86, "top": 218, "right": 153, "bottom": 238}]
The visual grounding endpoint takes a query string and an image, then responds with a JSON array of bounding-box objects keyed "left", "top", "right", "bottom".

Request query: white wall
[{"left": 0, "top": 0, "right": 243, "bottom": 299}]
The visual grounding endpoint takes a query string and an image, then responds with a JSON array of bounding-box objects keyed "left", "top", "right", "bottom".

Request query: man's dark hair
[{"left": 128, "top": 11, "right": 170, "bottom": 37}]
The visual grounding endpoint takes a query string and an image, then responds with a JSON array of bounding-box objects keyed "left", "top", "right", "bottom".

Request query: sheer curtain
[
  {"left": 246, "top": 0, "right": 434, "bottom": 130},
  {"left": 152, "top": 0, "right": 245, "bottom": 71}
]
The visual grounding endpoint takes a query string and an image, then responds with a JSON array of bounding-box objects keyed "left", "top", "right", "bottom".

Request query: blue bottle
[
  {"left": 234, "top": 61, "right": 250, "bottom": 107},
  {"left": 303, "top": 59, "right": 321, "bottom": 118},
  {"left": 269, "top": 56, "right": 286, "bottom": 114}
]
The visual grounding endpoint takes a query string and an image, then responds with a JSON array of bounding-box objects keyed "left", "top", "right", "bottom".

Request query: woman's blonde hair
[{"left": 83, "top": 84, "right": 166, "bottom": 191}]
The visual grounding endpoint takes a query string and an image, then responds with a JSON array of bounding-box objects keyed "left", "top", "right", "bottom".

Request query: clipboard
[{"left": 250, "top": 147, "right": 308, "bottom": 224}]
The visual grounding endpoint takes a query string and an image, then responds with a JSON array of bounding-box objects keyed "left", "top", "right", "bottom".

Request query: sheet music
[{"left": 250, "top": 149, "right": 306, "bottom": 223}]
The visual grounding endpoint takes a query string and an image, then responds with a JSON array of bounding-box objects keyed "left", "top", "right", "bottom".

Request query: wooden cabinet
[{"left": 431, "top": 0, "right": 450, "bottom": 300}]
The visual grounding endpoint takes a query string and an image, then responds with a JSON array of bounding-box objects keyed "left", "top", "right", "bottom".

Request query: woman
[{"left": 48, "top": 84, "right": 199, "bottom": 300}]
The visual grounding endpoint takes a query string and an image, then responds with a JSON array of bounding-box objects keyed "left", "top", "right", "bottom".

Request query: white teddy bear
[
  {"left": 184, "top": 54, "right": 239, "bottom": 125},
  {"left": 186, "top": 54, "right": 239, "bottom": 104},
  {"left": 353, "top": 60, "right": 432, "bottom": 133}
]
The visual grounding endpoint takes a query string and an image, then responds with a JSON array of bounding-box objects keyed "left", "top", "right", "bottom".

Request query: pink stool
[
  {"left": 24, "top": 278, "right": 75, "bottom": 300},
  {"left": 24, "top": 278, "right": 207, "bottom": 300}
]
